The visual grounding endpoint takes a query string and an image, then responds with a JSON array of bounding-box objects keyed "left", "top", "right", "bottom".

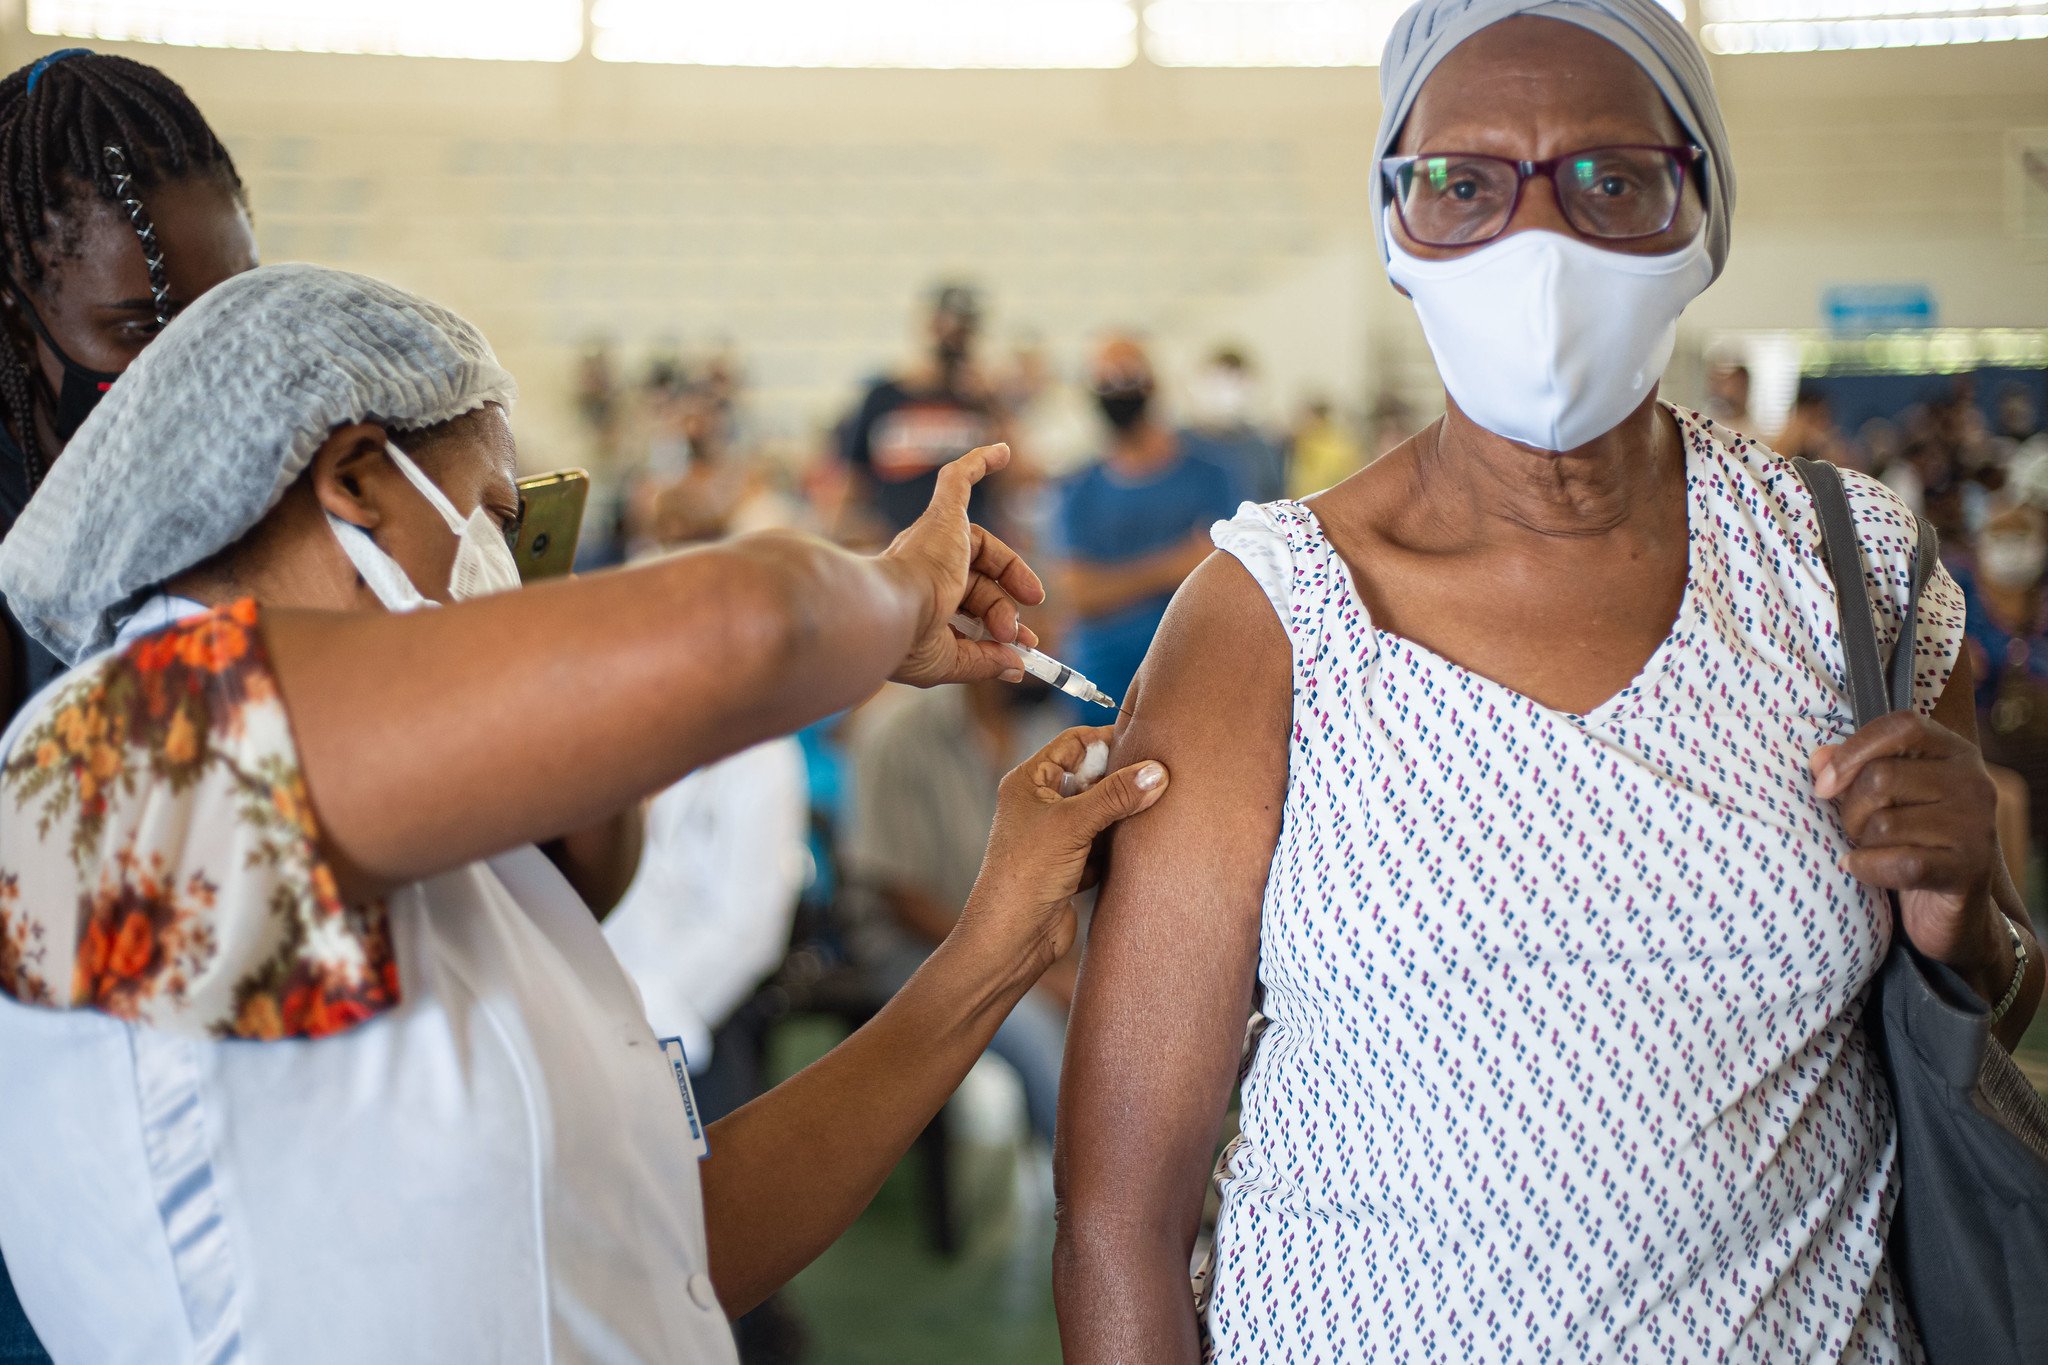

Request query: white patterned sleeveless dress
[{"left": 1201, "top": 406, "right": 1965, "bottom": 1363}]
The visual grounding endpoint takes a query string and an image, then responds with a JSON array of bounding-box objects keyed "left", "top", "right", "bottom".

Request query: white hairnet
[
  {"left": 0, "top": 263, "right": 517, "bottom": 663},
  {"left": 1371, "top": 0, "right": 1736, "bottom": 282}
]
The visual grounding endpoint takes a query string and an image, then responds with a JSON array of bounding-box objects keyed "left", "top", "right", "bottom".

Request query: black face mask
[
  {"left": 1096, "top": 389, "right": 1151, "bottom": 433},
  {"left": 5, "top": 277, "right": 121, "bottom": 442}
]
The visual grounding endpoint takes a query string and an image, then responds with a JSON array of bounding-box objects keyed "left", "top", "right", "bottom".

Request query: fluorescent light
[
  {"left": 592, "top": 0, "right": 1139, "bottom": 69},
  {"left": 26, "top": 0, "right": 583, "bottom": 60},
  {"left": 1145, "top": 1, "right": 1392, "bottom": 67},
  {"left": 1701, "top": 0, "right": 2048, "bottom": 52},
  {"left": 1143, "top": 0, "right": 1683, "bottom": 67}
]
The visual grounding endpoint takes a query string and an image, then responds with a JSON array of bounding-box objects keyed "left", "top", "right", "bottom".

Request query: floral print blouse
[{"left": 0, "top": 599, "right": 396, "bottom": 1039}]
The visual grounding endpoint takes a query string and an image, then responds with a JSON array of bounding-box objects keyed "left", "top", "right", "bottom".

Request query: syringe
[{"left": 951, "top": 613, "right": 1120, "bottom": 712}]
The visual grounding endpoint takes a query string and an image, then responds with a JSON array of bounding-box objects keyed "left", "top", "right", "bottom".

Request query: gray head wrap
[
  {"left": 1371, "top": 0, "right": 1736, "bottom": 280},
  {"left": 0, "top": 262, "right": 516, "bottom": 664}
]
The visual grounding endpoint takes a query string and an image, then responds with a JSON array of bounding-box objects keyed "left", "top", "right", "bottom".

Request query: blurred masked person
[
  {"left": 1367, "top": 395, "right": 1417, "bottom": 460},
  {"left": 1991, "top": 381, "right": 2039, "bottom": 450},
  {"left": 1961, "top": 503, "right": 2048, "bottom": 880},
  {"left": 1773, "top": 381, "right": 1856, "bottom": 469},
  {"left": 1911, "top": 389, "right": 2009, "bottom": 545},
  {"left": 2006, "top": 429, "right": 2048, "bottom": 514},
  {"left": 1178, "top": 347, "right": 1286, "bottom": 505},
  {"left": 0, "top": 264, "right": 1174, "bottom": 1365},
  {"left": 1049, "top": 337, "right": 1236, "bottom": 719},
  {"left": 0, "top": 48, "right": 256, "bottom": 1365},
  {"left": 0, "top": 50, "right": 256, "bottom": 724},
  {"left": 1705, "top": 360, "right": 1752, "bottom": 435},
  {"left": 841, "top": 282, "right": 1005, "bottom": 537},
  {"left": 848, "top": 677, "right": 1071, "bottom": 1142},
  {"left": 1000, "top": 337, "right": 1097, "bottom": 482},
  {"left": 1286, "top": 398, "right": 1367, "bottom": 499}
]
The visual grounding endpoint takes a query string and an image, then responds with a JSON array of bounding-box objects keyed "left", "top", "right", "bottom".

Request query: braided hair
[{"left": 0, "top": 50, "right": 243, "bottom": 490}]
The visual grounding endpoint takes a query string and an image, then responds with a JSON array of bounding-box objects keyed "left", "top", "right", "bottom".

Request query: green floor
[
  {"left": 770, "top": 1019, "right": 1064, "bottom": 1365},
  {"left": 783, "top": 1154, "right": 1062, "bottom": 1365},
  {"left": 772, "top": 967, "right": 2048, "bottom": 1365}
]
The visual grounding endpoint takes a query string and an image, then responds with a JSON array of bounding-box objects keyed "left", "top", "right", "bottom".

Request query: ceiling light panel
[
  {"left": 27, "top": 0, "right": 583, "bottom": 61},
  {"left": 592, "top": 0, "right": 1139, "bottom": 69}
]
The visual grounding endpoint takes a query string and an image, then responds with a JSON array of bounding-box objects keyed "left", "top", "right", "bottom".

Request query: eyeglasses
[{"left": 1380, "top": 144, "right": 1703, "bottom": 249}]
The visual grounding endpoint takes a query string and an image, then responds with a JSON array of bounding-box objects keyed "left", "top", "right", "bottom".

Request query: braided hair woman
[
  {"left": 0, "top": 48, "right": 251, "bottom": 1365},
  {"left": 0, "top": 48, "right": 255, "bottom": 723}
]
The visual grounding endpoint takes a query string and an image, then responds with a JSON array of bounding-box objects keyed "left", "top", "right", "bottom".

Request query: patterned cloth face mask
[{"left": 327, "top": 441, "right": 522, "bottom": 610}]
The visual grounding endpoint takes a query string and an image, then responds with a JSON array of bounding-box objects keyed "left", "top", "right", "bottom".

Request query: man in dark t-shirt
[{"left": 840, "top": 283, "right": 1005, "bottom": 537}]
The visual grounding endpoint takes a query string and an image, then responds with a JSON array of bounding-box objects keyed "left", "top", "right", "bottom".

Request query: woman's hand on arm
[
  {"left": 697, "top": 726, "right": 1170, "bottom": 1317},
  {"left": 1812, "top": 651, "right": 2044, "bottom": 1047},
  {"left": 268, "top": 444, "right": 1041, "bottom": 903},
  {"left": 1053, "top": 553, "right": 1292, "bottom": 1365}
]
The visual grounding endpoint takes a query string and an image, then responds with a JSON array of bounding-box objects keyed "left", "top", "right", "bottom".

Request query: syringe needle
[{"left": 950, "top": 613, "right": 1120, "bottom": 712}]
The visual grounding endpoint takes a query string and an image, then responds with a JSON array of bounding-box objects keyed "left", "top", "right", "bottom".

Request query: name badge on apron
[{"left": 658, "top": 1037, "right": 710, "bottom": 1160}]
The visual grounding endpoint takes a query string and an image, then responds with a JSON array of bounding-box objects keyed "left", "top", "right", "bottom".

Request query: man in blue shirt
[{"left": 1051, "top": 338, "right": 1238, "bottom": 717}]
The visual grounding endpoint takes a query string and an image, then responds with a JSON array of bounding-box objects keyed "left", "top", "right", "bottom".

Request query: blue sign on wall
[{"left": 1822, "top": 284, "right": 1937, "bottom": 333}]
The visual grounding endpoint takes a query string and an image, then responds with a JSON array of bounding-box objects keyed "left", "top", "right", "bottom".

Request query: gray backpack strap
[
  {"left": 1791, "top": 457, "right": 1930, "bottom": 725},
  {"left": 1786, "top": 458, "right": 2048, "bottom": 1365},
  {"left": 1889, "top": 512, "right": 1937, "bottom": 714}
]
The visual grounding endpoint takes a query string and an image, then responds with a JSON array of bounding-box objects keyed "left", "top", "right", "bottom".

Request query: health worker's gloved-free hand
[
  {"left": 954, "top": 726, "right": 1169, "bottom": 985},
  {"left": 882, "top": 442, "right": 1046, "bottom": 689}
]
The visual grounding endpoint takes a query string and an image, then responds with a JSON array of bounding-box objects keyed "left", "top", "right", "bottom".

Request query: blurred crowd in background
[
  {"left": 1710, "top": 362, "right": 2048, "bottom": 898},
  {"left": 571, "top": 278, "right": 2048, "bottom": 1364},
  {"left": 577, "top": 279, "right": 1409, "bottom": 1360},
  {"left": 570, "top": 281, "right": 1408, "bottom": 568},
  {"left": 1700, "top": 361, "right": 2048, "bottom": 863}
]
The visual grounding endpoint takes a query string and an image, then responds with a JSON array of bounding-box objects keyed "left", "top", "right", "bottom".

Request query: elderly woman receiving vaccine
[
  {"left": 1054, "top": 0, "right": 2042, "bottom": 1360},
  {"left": 0, "top": 263, "right": 1167, "bottom": 1364}
]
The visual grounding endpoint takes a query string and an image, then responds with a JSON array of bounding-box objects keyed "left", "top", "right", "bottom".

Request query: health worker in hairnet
[{"left": 0, "top": 262, "right": 1167, "bottom": 1365}]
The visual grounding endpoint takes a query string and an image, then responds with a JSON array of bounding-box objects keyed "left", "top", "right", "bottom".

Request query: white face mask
[
  {"left": 1191, "top": 369, "right": 1251, "bottom": 426},
  {"left": 1979, "top": 532, "right": 2048, "bottom": 590},
  {"left": 326, "top": 441, "right": 523, "bottom": 611},
  {"left": 1386, "top": 220, "right": 1714, "bottom": 453}
]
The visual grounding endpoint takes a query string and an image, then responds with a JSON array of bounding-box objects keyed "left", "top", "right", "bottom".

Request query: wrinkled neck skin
[{"left": 1414, "top": 388, "right": 1682, "bottom": 546}]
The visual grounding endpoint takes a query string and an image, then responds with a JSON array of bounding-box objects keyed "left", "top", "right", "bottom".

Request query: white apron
[{"left": 0, "top": 602, "right": 739, "bottom": 1364}]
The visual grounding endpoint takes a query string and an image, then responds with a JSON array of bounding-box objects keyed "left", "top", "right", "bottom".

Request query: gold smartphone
[{"left": 513, "top": 469, "right": 591, "bottom": 582}]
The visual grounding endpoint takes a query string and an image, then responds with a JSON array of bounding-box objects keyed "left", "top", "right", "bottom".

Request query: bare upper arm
[{"left": 1056, "top": 549, "right": 1292, "bottom": 1244}]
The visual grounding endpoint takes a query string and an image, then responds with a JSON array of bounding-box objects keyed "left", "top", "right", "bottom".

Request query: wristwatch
[{"left": 1989, "top": 914, "right": 2031, "bottom": 1029}]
